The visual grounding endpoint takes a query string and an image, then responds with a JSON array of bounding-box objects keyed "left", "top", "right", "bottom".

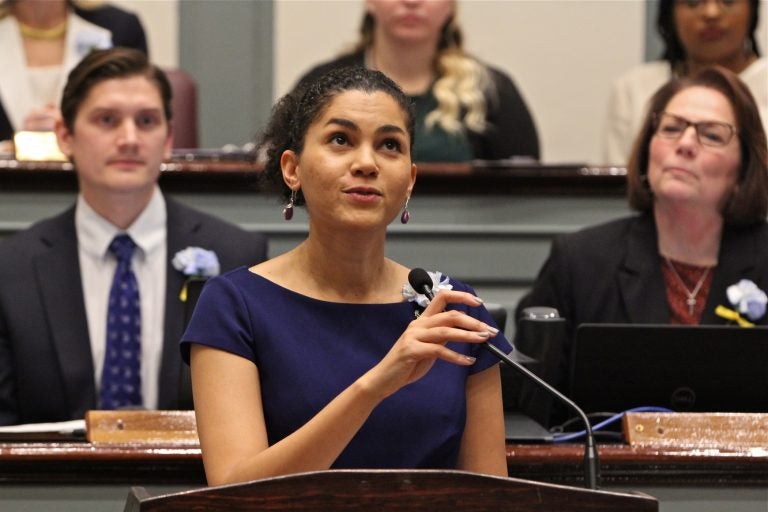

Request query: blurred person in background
[
  {"left": 295, "top": 0, "right": 539, "bottom": 163},
  {"left": 603, "top": 0, "right": 766, "bottom": 164},
  {"left": 0, "top": 0, "right": 147, "bottom": 142}
]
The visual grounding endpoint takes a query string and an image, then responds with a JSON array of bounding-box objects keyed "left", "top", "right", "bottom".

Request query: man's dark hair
[{"left": 60, "top": 47, "right": 172, "bottom": 132}]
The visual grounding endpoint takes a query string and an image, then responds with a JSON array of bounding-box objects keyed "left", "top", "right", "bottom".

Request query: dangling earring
[
  {"left": 283, "top": 189, "right": 297, "bottom": 221},
  {"left": 400, "top": 197, "right": 410, "bottom": 224}
]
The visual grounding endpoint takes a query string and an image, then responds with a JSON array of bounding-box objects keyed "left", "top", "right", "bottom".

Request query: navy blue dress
[{"left": 181, "top": 267, "right": 510, "bottom": 469}]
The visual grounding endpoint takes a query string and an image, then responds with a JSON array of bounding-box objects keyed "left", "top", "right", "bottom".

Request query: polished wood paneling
[{"left": 1, "top": 441, "right": 766, "bottom": 487}]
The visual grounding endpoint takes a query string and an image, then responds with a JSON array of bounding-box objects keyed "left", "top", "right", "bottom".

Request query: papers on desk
[{"left": 0, "top": 419, "right": 86, "bottom": 442}]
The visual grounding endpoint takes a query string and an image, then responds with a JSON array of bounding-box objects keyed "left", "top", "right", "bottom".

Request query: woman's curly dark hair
[{"left": 258, "top": 67, "right": 415, "bottom": 206}]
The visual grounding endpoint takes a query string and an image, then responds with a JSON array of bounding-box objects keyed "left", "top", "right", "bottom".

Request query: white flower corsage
[
  {"left": 715, "top": 279, "right": 767, "bottom": 327},
  {"left": 75, "top": 32, "right": 111, "bottom": 59},
  {"left": 172, "top": 247, "right": 220, "bottom": 301},
  {"left": 401, "top": 270, "right": 453, "bottom": 308}
]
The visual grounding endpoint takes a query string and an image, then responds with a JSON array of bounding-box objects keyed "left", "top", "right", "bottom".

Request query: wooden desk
[
  {"left": 0, "top": 442, "right": 204, "bottom": 485},
  {"left": 2, "top": 441, "right": 767, "bottom": 487},
  {"left": 506, "top": 444, "right": 768, "bottom": 487},
  {"left": 1, "top": 442, "right": 767, "bottom": 511}
]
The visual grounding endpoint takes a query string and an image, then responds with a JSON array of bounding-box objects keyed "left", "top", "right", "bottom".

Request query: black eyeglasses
[{"left": 653, "top": 112, "right": 737, "bottom": 147}]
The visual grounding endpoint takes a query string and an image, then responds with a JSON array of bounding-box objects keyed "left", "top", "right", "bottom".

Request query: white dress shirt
[{"left": 76, "top": 187, "right": 166, "bottom": 409}]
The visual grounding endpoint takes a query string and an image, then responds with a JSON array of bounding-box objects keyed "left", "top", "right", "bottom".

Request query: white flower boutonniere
[
  {"left": 401, "top": 270, "right": 453, "bottom": 308},
  {"left": 715, "top": 279, "right": 767, "bottom": 327},
  {"left": 172, "top": 247, "right": 220, "bottom": 301}
]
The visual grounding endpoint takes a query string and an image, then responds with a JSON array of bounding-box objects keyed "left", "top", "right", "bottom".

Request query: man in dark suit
[{"left": 0, "top": 48, "right": 267, "bottom": 426}]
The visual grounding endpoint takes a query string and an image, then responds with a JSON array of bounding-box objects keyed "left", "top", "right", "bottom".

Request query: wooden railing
[
  {"left": 0, "top": 158, "right": 628, "bottom": 195},
  {"left": 1, "top": 440, "right": 766, "bottom": 487}
]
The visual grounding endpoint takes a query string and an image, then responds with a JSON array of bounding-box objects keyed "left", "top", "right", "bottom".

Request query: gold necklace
[
  {"left": 664, "top": 258, "right": 711, "bottom": 316},
  {"left": 19, "top": 20, "right": 67, "bottom": 40}
]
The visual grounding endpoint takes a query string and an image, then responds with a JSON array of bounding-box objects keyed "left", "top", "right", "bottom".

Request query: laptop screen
[{"left": 569, "top": 324, "right": 768, "bottom": 413}]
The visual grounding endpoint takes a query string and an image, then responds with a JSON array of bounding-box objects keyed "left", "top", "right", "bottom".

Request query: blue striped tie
[{"left": 100, "top": 234, "right": 143, "bottom": 409}]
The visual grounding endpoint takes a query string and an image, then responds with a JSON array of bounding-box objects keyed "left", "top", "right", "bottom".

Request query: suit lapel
[
  {"left": 618, "top": 215, "right": 670, "bottom": 324},
  {"left": 33, "top": 209, "right": 97, "bottom": 413},
  {"left": 158, "top": 198, "right": 202, "bottom": 408},
  {"left": 701, "top": 226, "right": 757, "bottom": 324}
]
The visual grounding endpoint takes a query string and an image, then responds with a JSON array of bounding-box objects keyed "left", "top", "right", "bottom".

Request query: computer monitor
[{"left": 570, "top": 324, "right": 768, "bottom": 413}]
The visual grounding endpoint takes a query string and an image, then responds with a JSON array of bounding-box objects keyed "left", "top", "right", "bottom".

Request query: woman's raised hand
[{"left": 361, "top": 290, "right": 499, "bottom": 400}]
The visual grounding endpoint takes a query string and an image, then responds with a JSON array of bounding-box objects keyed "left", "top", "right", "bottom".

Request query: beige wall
[
  {"left": 274, "top": 0, "right": 645, "bottom": 165},
  {"left": 111, "top": 0, "right": 768, "bottom": 160},
  {"left": 274, "top": 0, "right": 768, "bottom": 165},
  {"left": 112, "top": 0, "right": 178, "bottom": 68}
]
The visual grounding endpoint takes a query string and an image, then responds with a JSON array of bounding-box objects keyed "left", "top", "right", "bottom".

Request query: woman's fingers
[
  {"left": 411, "top": 323, "right": 496, "bottom": 346},
  {"left": 422, "top": 289, "right": 483, "bottom": 314},
  {"left": 414, "top": 302, "right": 499, "bottom": 344},
  {"left": 368, "top": 289, "right": 500, "bottom": 395},
  {"left": 427, "top": 342, "right": 479, "bottom": 365}
]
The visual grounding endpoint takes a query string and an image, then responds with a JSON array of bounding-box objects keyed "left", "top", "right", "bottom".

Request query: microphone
[
  {"left": 408, "top": 267, "right": 436, "bottom": 301},
  {"left": 407, "top": 268, "right": 600, "bottom": 489}
]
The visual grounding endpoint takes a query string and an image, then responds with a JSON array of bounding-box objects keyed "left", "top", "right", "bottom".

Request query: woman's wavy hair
[
  {"left": 627, "top": 66, "right": 768, "bottom": 225},
  {"left": 258, "top": 66, "right": 415, "bottom": 206},
  {"left": 354, "top": 7, "right": 491, "bottom": 136},
  {"left": 657, "top": 0, "right": 761, "bottom": 68}
]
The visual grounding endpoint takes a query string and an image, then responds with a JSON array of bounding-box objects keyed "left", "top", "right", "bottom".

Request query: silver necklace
[{"left": 664, "top": 258, "right": 711, "bottom": 315}]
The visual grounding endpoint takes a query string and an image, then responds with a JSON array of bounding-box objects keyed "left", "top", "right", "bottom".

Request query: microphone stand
[
  {"left": 406, "top": 268, "right": 599, "bottom": 488},
  {"left": 481, "top": 342, "right": 600, "bottom": 489}
]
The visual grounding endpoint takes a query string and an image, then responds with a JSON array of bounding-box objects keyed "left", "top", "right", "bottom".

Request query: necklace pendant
[{"left": 686, "top": 297, "right": 696, "bottom": 315}]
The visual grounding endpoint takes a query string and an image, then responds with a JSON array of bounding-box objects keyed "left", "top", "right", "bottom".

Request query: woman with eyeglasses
[
  {"left": 603, "top": 0, "right": 766, "bottom": 164},
  {"left": 516, "top": 66, "right": 768, "bottom": 425}
]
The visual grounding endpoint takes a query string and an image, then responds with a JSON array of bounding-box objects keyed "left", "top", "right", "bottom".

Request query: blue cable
[{"left": 552, "top": 406, "right": 675, "bottom": 443}]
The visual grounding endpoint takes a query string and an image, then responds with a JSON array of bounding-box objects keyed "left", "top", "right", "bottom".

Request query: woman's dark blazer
[{"left": 512, "top": 213, "right": 768, "bottom": 423}]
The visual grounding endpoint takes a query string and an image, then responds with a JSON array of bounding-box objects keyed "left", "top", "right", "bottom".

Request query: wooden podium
[{"left": 123, "top": 469, "right": 657, "bottom": 511}]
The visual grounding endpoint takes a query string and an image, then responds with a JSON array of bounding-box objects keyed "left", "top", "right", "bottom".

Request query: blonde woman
[{"left": 295, "top": 0, "right": 539, "bottom": 163}]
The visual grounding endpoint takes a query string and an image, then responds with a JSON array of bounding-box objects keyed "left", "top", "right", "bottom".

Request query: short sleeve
[
  {"left": 448, "top": 279, "right": 513, "bottom": 375},
  {"left": 179, "top": 274, "right": 256, "bottom": 365}
]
